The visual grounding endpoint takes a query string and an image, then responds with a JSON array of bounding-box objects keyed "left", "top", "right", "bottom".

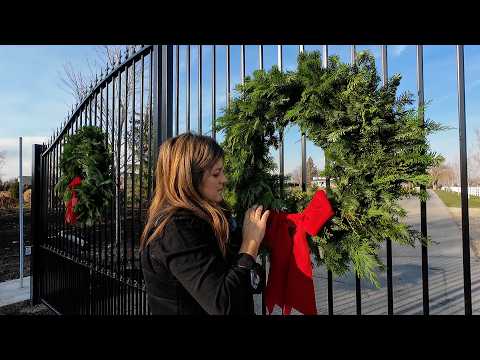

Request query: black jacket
[{"left": 141, "top": 209, "right": 264, "bottom": 315}]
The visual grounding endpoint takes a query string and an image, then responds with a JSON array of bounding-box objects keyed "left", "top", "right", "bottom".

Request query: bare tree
[
  {"left": 288, "top": 166, "right": 302, "bottom": 186},
  {"left": 468, "top": 128, "right": 480, "bottom": 185},
  {"left": 429, "top": 160, "right": 456, "bottom": 189},
  {"left": 59, "top": 45, "right": 125, "bottom": 103},
  {"left": 0, "top": 150, "right": 5, "bottom": 179},
  {"left": 306, "top": 156, "right": 319, "bottom": 186}
]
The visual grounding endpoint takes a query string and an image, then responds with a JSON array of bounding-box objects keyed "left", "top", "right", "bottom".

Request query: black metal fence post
[
  {"left": 31, "top": 144, "right": 44, "bottom": 305},
  {"left": 457, "top": 45, "right": 472, "bottom": 315},
  {"left": 152, "top": 45, "right": 174, "bottom": 166}
]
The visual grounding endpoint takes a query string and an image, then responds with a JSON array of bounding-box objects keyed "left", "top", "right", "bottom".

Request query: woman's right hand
[{"left": 240, "top": 204, "right": 270, "bottom": 258}]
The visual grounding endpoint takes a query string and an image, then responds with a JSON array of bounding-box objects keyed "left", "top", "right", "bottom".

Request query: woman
[{"left": 140, "top": 133, "right": 270, "bottom": 315}]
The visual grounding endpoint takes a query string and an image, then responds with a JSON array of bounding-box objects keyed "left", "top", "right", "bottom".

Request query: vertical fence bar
[
  {"left": 323, "top": 44, "right": 334, "bottom": 315},
  {"left": 138, "top": 51, "right": 145, "bottom": 315},
  {"left": 56, "top": 138, "right": 59, "bottom": 253},
  {"left": 53, "top": 139, "right": 57, "bottom": 253},
  {"left": 417, "top": 45, "right": 429, "bottom": 315},
  {"left": 382, "top": 45, "right": 394, "bottom": 315},
  {"left": 176, "top": 45, "right": 180, "bottom": 136},
  {"left": 212, "top": 45, "right": 216, "bottom": 140},
  {"left": 100, "top": 86, "right": 105, "bottom": 276},
  {"left": 457, "top": 45, "right": 472, "bottom": 315},
  {"left": 80, "top": 109, "right": 86, "bottom": 264},
  {"left": 226, "top": 45, "right": 231, "bottom": 108},
  {"left": 46, "top": 150, "right": 50, "bottom": 252},
  {"left": 116, "top": 69, "right": 122, "bottom": 299},
  {"left": 299, "top": 45, "right": 307, "bottom": 193},
  {"left": 93, "top": 94, "right": 98, "bottom": 271},
  {"left": 131, "top": 58, "right": 136, "bottom": 316},
  {"left": 152, "top": 45, "right": 174, "bottom": 164},
  {"left": 187, "top": 45, "right": 191, "bottom": 132},
  {"left": 259, "top": 44, "right": 266, "bottom": 315},
  {"left": 110, "top": 77, "right": 115, "bottom": 279},
  {"left": 278, "top": 45, "right": 284, "bottom": 198},
  {"left": 148, "top": 51, "right": 153, "bottom": 201},
  {"left": 241, "top": 45, "right": 245, "bottom": 85},
  {"left": 161, "top": 45, "right": 174, "bottom": 143},
  {"left": 31, "top": 144, "right": 44, "bottom": 305},
  {"left": 60, "top": 135, "right": 65, "bottom": 257},
  {"left": 351, "top": 45, "right": 361, "bottom": 316},
  {"left": 198, "top": 45, "right": 202, "bottom": 135},
  {"left": 124, "top": 62, "right": 129, "bottom": 315}
]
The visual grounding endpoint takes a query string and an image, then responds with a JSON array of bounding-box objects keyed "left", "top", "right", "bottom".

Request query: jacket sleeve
[{"left": 150, "top": 216, "right": 254, "bottom": 315}]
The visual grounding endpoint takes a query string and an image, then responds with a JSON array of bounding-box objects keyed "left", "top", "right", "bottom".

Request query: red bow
[
  {"left": 65, "top": 176, "right": 82, "bottom": 225},
  {"left": 263, "top": 190, "right": 335, "bottom": 315}
]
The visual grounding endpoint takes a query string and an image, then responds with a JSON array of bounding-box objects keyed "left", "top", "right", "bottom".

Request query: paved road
[{"left": 254, "top": 190, "right": 480, "bottom": 315}]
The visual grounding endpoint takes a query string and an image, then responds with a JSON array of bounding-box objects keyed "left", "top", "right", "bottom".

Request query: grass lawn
[{"left": 434, "top": 190, "right": 480, "bottom": 208}]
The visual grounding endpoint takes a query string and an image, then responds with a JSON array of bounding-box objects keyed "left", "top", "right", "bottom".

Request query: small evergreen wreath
[
  {"left": 216, "top": 51, "right": 445, "bottom": 286},
  {"left": 55, "top": 126, "right": 113, "bottom": 227}
]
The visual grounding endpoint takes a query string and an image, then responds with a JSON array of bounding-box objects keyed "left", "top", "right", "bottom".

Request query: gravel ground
[{"left": 0, "top": 300, "right": 55, "bottom": 315}]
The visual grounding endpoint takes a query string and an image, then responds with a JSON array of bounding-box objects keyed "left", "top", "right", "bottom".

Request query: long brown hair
[{"left": 140, "top": 133, "right": 230, "bottom": 256}]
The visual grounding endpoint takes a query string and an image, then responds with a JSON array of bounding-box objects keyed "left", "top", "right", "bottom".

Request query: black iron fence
[{"left": 31, "top": 45, "right": 473, "bottom": 315}]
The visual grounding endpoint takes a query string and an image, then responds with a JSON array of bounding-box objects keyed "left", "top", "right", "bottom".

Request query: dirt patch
[{"left": 0, "top": 208, "right": 31, "bottom": 282}]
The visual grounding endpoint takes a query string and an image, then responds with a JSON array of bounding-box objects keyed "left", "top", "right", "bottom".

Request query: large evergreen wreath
[
  {"left": 55, "top": 126, "right": 113, "bottom": 227},
  {"left": 216, "top": 51, "right": 445, "bottom": 286}
]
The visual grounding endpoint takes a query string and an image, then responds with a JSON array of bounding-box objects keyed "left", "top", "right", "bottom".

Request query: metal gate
[{"left": 31, "top": 44, "right": 473, "bottom": 315}]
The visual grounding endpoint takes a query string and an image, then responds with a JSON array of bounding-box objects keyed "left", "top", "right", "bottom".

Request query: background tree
[
  {"left": 0, "top": 150, "right": 5, "bottom": 181},
  {"left": 288, "top": 166, "right": 302, "bottom": 186},
  {"left": 306, "top": 156, "right": 319, "bottom": 185}
]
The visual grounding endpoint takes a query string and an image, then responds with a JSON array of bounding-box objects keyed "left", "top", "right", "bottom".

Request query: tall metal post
[
  {"left": 457, "top": 45, "right": 472, "bottom": 315},
  {"left": 417, "top": 45, "right": 429, "bottom": 315},
  {"left": 382, "top": 45, "right": 394, "bottom": 315},
  {"left": 31, "top": 144, "right": 44, "bottom": 305},
  {"left": 19, "top": 137, "right": 24, "bottom": 288}
]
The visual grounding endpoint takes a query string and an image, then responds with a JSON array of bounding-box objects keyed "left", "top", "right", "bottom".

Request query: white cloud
[
  {"left": 391, "top": 45, "right": 408, "bottom": 57},
  {"left": 0, "top": 136, "right": 47, "bottom": 181}
]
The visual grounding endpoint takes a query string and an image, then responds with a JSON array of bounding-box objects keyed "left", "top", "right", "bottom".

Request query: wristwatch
[{"left": 235, "top": 253, "right": 264, "bottom": 293}]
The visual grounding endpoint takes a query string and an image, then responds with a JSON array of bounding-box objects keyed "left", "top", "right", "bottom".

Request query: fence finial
[{"left": 125, "top": 46, "right": 130, "bottom": 59}]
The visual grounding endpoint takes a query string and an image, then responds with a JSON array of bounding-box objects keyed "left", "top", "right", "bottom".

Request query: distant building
[{"left": 312, "top": 176, "right": 327, "bottom": 188}]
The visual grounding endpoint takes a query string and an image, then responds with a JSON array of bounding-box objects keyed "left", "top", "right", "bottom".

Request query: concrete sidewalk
[{"left": 0, "top": 277, "right": 31, "bottom": 308}]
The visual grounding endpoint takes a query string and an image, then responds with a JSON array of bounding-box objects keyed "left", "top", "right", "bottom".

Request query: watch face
[{"left": 251, "top": 269, "right": 260, "bottom": 289}]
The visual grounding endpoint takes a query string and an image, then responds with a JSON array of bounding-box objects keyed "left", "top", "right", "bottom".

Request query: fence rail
[{"left": 31, "top": 44, "right": 473, "bottom": 315}]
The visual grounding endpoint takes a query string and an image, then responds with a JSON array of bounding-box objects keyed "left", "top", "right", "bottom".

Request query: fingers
[
  {"left": 260, "top": 209, "right": 270, "bottom": 225},
  {"left": 245, "top": 204, "right": 268, "bottom": 222},
  {"left": 254, "top": 205, "right": 263, "bottom": 220},
  {"left": 248, "top": 205, "right": 256, "bottom": 221}
]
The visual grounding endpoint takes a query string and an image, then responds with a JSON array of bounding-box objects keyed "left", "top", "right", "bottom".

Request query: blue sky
[{"left": 1, "top": 45, "right": 480, "bottom": 181}]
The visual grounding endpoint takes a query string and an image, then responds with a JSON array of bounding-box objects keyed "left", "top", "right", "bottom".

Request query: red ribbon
[
  {"left": 65, "top": 176, "right": 82, "bottom": 225},
  {"left": 263, "top": 190, "right": 335, "bottom": 315}
]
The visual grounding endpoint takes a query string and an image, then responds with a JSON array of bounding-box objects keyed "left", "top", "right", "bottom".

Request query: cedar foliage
[
  {"left": 216, "top": 51, "right": 445, "bottom": 286},
  {"left": 55, "top": 126, "right": 113, "bottom": 227}
]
